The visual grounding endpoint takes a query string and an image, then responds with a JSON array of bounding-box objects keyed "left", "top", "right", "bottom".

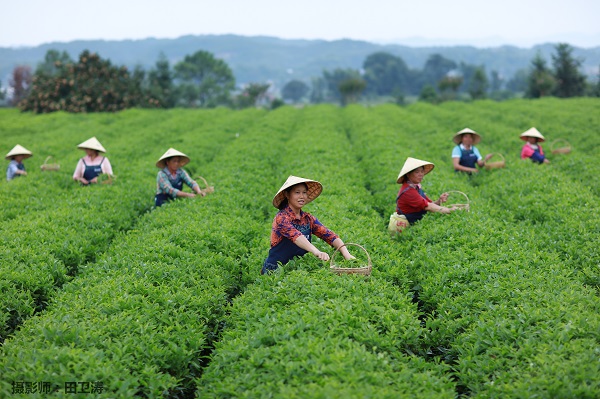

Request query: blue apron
[
  {"left": 82, "top": 157, "right": 105, "bottom": 184},
  {"left": 529, "top": 146, "right": 546, "bottom": 164},
  {"left": 396, "top": 186, "right": 428, "bottom": 225},
  {"left": 262, "top": 221, "right": 312, "bottom": 274},
  {"left": 155, "top": 170, "right": 184, "bottom": 207},
  {"left": 457, "top": 145, "right": 478, "bottom": 169}
]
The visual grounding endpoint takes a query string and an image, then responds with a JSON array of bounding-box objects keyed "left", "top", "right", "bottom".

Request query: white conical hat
[
  {"left": 520, "top": 127, "right": 545, "bottom": 142},
  {"left": 272, "top": 175, "right": 323, "bottom": 208},
  {"left": 5, "top": 144, "right": 33, "bottom": 160},
  {"left": 453, "top": 128, "right": 481, "bottom": 145},
  {"left": 77, "top": 137, "right": 106, "bottom": 153},
  {"left": 156, "top": 148, "right": 190, "bottom": 168},
  {"left": 397, "top": 157, "right": 435, "bottom": 183}
]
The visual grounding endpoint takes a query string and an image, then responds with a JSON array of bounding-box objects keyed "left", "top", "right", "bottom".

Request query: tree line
[
  {"left": 3, "top": 43, "right": 599, "bottom": 113},
  {"left": 291, "top": 42, "right": 599, "bottom": 104}
]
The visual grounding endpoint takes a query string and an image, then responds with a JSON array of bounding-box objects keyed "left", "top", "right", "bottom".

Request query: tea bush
[{"left": 0, "top": 98, "right": 599, "bottom": 398}]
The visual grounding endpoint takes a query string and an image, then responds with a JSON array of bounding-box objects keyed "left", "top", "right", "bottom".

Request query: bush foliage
[{"left": 0, "top": 98, "right": 599, "bottom": 398}]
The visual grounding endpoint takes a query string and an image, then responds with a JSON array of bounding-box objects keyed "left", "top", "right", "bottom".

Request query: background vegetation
[{"left": 2, "top": 35, "right": 600, "bottom": 109}]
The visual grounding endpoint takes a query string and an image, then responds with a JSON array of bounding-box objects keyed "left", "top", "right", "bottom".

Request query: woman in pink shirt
[
  {"left": 520, "top": 127, "right": 550, "bottom": 164},
  {"left": 72, "top": 137, "right": 113, "bottom": 185}
]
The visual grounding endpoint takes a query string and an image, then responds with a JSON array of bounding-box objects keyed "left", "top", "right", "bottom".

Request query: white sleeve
[{"left": 101, "top": 157, "right": 113, "bottom": 175}]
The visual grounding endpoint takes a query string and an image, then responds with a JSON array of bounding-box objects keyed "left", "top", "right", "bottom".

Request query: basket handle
[
  {"left": 196, "top": 175, "right": 209, "bottom": 188},
  {"left": 43, "top": 156, "right": 52, "bottom": 165},
  {"left": 444, "top": 190, "right": 470, "bottom": 205},
  {"left": 330, "top": 243, "right": 372, "bottom": 268},
  {"left": 486, "top": 152, "right": 505, "bottom": 162},
  {"left": 551, "top": 138, "right": 571, "bottom": 150},
  {"left": 195, "top": 175, "right": 215, "bottom": 195}
]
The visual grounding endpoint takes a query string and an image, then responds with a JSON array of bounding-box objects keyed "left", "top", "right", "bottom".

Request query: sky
[{"left": 1, "top": 0, "right": 599, "bottom": 48}]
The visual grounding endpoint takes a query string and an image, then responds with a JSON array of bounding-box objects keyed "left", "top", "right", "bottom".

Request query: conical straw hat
[
  {"left": 272, "top": 175, "right": 323, "bottom": 208},
  {"left": 397, "top": 157, "right": 435, "bottom": 183},
  {"left": 520, "top": 127, "right": 545, "bottom": 142},
  {"left": 156, "top": 148, "right": 190, "bottom": 168},
  {"left": 5, "top": 144, "right": 33, "bottom": 160},
  {"left": 453, "top": 128, "right": 481, "bottom": 144},
  {"left": 77, "top": 137, "right": 107, "bottom": 153}
]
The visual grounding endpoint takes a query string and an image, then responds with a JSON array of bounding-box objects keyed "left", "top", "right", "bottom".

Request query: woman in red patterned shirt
[
  {"left": 262, "top": 175, "right": 355, "bottom": 274},
  {"left": 395, "top": 157, "right": 457, "bottom": 225}
]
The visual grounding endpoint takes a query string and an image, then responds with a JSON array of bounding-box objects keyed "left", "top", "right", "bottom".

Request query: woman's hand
[
  {"left": 439, "top": 206, "right": 454, "bottom": 214},
  {"left": 438, "top": 192, "right": 449, "bottom": 204},
  {"left": 90, "top": 177, "right": 98, "bottom": 184},
  {"left": 312, "top": 251, "right": 330, "bottom": 261},
  {"left": 79, "top": 178, "right": 89, "bottom": 185}
]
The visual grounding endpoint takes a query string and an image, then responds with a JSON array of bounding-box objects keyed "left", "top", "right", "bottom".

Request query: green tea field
[{"left": 0, "top": 98, "right": 599, "bottom": 398}]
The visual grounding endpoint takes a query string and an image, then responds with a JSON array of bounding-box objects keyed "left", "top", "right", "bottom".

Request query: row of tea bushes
[
  {"left": 0, "top": 182, "right": 145, "bottom": 342},
  {"left": 197, "top": 270, "right": 455, "bottom": 398},
  {"left": 196, "top": 105, "right": 455, "bottom": 397},
  {"left": 405, "top": 176, "right": 600, "bottom": 397},
  {"left": 342, "top": 100, "right": 600, "bottom": 398},
  {"left": 0, "top": 107, "right": 307, "bottom": 397},
  {"left": 0, "top": 108, "right": 246, "bottom": 343},
  {"left": 0, "top": 112, "right": 149, "bottom": 342}
]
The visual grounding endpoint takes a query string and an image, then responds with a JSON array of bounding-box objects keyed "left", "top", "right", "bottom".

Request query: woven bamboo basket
[
  {"left": 196, "top": 176, "right": 215, "bottom": 195},
  {"left": 484, "top": 153, "right": 505, "bottom": 169},
  {"left": 445, "top": 190, "right": 470, "bottom": 212},
  {"left": 330, "top": 243, "right": 372, "bottom": 276},
  {"left": 551, "top": 139, "right": 572, "bottom": 154},
  {"left": 40, "top": 156, "right": 60, "bottom": 171}
]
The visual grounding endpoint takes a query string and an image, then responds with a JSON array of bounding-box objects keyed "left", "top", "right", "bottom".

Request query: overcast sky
[{"left": 2, "top": 0, "right": 599, "bottom": 48}]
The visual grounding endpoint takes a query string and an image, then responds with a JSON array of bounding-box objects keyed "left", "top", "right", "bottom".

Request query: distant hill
[{"left": 1, "top": 34, "right": 599, "bottom": 90}]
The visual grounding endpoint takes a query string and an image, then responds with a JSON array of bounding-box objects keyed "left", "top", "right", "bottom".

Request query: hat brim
[
  {"left": 398, "top": 164, "right": 434, "bottom": 183},
  {"left": 156, "top": 156, "right": 191, "bottom": 169},
  {"left": 6, "top": 153, "right": 33, "bottom": 160},
  {"left": 520, "top": 135, "right": 545, "bottom": 143},
  {"left": 397, "top": 157, "right": 435, "bottom": 183},
  {"left": 520, "top": 128, "right": 545, "bottom": 142},
  {"left": 78, "top": 146, "right": 106, "bottom": 153},
  {"left": 453, "top": 132, "right": 481, "bottom": 145},
  {"left": 5, "top": 145, "right": 33, "bottom": 159},
  {"left": 77, "top": 137, "right": 106, "bottom": 153},
  {"left": 272, "top": 176, "right": 323, "bottom": 208}
]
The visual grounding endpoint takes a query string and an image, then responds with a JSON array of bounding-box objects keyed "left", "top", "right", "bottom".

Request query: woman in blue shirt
[
  {"left": 154, "top": 148, "right": 205, "bottom": 207},
  {"left": 451, "top": 128, "right": 492, "bottom": 174},
  {"left": 5, "top": 144, "right": 32, "bottom": 181}
]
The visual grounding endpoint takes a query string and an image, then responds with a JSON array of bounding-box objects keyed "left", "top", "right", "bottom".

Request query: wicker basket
[
  {"left": 484, "top": 153, "right": 505, "bottom": 169},
  {"left": 330, "top": 243, "right": 372, "bottom": 276},
  {"left": 97, "top": 173, "right": 116, "bottom": 185},
  {"left": 40, "top": 156, "right": 60, "bottom": 171},
  {"left": 551, "top": 139, "right": 572, "bottom": 154},
  {"left": 445, "top": 190, "right": 470, "bottom": 212},
  {"left": 196, "top": 176, "right": 215, "bottom": 195}
]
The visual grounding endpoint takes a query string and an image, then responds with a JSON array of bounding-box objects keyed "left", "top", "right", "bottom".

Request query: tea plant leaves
[{"left": 0, "top": 98, "right": 599, "bottom": 398}]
